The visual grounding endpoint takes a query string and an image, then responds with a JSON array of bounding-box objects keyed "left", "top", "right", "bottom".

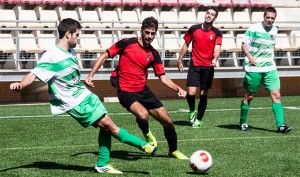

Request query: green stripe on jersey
[
  {"left": 246, "top": 30, "right": 274, "bottom": 41},
  {"left": 50, "top": 98, "right": 64, "bottom": 107},
  {"left": 60, "top": 70, "right": 81, "bottom": 82},
  {"left": 244, "top": 61, "right": 273, "bottom": 67},
  {"left": 48, "top": 80, "right": 57, "bottom": 94},
  {"left": 72, "top": 86, "right": 85, "bottom": 98},
  {"left": 251, "top": 42, "right": 275, "bottom": 50},
  {"left": 250, "top": 51, "right": 273, "bottom": 58}
]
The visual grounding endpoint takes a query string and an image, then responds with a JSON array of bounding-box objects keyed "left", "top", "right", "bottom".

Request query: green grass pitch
[{"left": 0, "top": 96, "right": 299, "bottom": 177}]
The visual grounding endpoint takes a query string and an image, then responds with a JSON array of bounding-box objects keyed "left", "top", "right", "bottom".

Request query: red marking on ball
[{"left": 200, "top": 152, "right": 209, "bottom": 162}]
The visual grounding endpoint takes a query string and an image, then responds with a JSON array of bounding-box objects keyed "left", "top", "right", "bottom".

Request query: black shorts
[
  {"left": 117, "top": 86, "right": 164, "bottom": 111},
  {"left": 187, "top": 66, "right": 214, "bottom": 89}
]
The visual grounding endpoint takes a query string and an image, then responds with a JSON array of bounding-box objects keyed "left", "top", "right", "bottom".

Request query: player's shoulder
[
  {"left": 40, "top": 47, "right": 57, "bottom": 61},
  {"left": 149, "top": 45, "right": 160, "bottom": 57},
  {"left": 188, "top": 24, "right": 202, "bottom": 33},
  {"left": 116, "top": 37, "right": 138, "bottom": 48}
]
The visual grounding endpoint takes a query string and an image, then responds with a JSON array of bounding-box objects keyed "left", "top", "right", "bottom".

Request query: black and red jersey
[
  {"left": 108, "top": 37, "right": 165, "bottom": 92},
  {"left": 184, "top": 24, "right": 222, "bottom": 66}
]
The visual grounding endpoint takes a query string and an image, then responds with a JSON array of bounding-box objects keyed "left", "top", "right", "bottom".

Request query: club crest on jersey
[
  {"left": 147, "top": 55, "right": 151, "bottom": 62},
  {"left": 270, "top": 35, "right": 274, "bottom": 40},
  {"left": 209, "top": 34, "right": 214, "bottom": 40}
]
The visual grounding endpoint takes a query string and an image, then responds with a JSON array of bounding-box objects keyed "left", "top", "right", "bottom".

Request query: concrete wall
[{"left": 1, "top": 77, "right": 300, "bottom": 104}]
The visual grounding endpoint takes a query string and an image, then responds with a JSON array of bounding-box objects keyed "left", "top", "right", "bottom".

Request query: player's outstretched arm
[
  {"left": 159, "top": 75, "right": 187, "bottom": 98},
  {"left": 10, "top": 72, "right": 37, "bottom": 91},
  {"left": 85, "top": 52, "right": 109, "bottom": 87}
]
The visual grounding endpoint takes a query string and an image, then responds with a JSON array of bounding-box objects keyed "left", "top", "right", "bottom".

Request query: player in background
[
  {"left": 9, "top": 18, "right": 157, "bottom": 174},
  {"left": 177, "top": 7, "right": 222, "bottom": 128},
  {"left": 239, "top": 7, "right": 291, "bottom": 133},
  {"left": 85, "top": 16, "right": 189, "bottom": 160}
]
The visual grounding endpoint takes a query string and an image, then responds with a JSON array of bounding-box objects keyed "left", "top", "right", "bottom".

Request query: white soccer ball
[{"left": 189, "top": 150, "right": 213, "bottom": 174}]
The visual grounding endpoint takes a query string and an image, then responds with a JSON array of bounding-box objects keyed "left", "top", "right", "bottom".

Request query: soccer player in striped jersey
[
  {"left": 9, "top": 18, "right": 157, "bottom": 174},
  {"left": 177, "top": 7, "right": 222, "bottom": 128},
  {"left": 239, "top": 7, "right": 291, "bottom": 133}
]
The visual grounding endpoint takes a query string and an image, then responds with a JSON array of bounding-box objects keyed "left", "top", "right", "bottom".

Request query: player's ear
[{"left": 65, "top": 31, "right": 70, "bottom": 40}]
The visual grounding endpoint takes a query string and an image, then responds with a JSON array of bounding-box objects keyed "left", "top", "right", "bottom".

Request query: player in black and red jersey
[
  {"left": 85, "top": 17, "right": 189, "bottom": 159},
  {"left": 177, "top": 7, "right": 222, "bottom": 128}
]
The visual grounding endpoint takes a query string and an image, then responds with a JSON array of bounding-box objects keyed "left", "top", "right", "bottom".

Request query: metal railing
[{"left": 0, "top": 20, "right": 300, "bottom": 71}]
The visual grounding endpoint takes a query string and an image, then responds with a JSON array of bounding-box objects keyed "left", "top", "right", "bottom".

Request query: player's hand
[
  {"left": 85, "top": 77, "right": 94, "bottom": 87},
  {"left": 211, "top": 59, "right": 217, "bottom": 67},
  {"left": 177, "top": 88, "right": 187, "bottom": 98},
  {"left": 10, "top": 82, "right": 21, "bottom": 91},
  {"left": 178, "top": 61, "right": 184, "bottom": 72},
  {"left": 249, "top": 57, "right": 256, "bottom": 66}
]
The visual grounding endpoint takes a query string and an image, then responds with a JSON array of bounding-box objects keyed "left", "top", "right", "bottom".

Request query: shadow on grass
[
  {"left": 186, "top": 171, "right": 210, "bottom": 175},
  {"left": 217, "top": 124, "right": 276, "bottom": 133},
  {"left": 71, "top": 150, "right": 153, "bottom": 161},
  {"left": 0, "top": 162, "right": 93, "bottom": 172},
  {"left": 173, "top": 120, "right": 190, "bottom": 126},
  {"left": 0, "top": 161, "right": 150, "bottom": 174}
]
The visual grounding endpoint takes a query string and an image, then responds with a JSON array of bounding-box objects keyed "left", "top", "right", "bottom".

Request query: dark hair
[
  {"left": 58, "top": 18, "right": 82, "bottom": 39},
  {"left": 206, "top": 7, "right": 218, "bottom": 17},
  {"left": 264, "top": 7, "right": 277, "bottom": 17},
  {"left": 141, "top": 16, "right": 158, "bottom": 31}
]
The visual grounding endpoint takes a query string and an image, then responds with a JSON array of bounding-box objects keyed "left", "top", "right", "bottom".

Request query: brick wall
[{"left": 1, "top": 77, "right": 300, "bottom": 103}]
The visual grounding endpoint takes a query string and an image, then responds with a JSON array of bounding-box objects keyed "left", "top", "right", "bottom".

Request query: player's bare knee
[
  {"left": 246, "top": 93, "right": 255, "bottom": 100},
  {"left": 161, "top": 118, "right": 174, "bottom": 128},
  {"left": 271, "top": 93, "right": 281, "bottom": 102},
  {"left": 136, "top": 111, "right": 149, "bottom": 121},
  {"left": 188, "top": 91, "right": 197, "bottom": 96}
]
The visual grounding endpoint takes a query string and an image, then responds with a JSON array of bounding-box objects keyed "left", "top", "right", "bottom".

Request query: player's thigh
[
  {"left": 130, "top": 101, "right": 149, "bottom": 120},
  {"left": 262, "top": 70, "right": 280, "bottom": 91},
  {"left": 243, "top": 72, "right": 263, "bottom": 93},
  {"left": 199, "top": 67, "right": 214, "bottom": 89},
  {"left": 67, "top": 93, "right": 108, "bottom": 128},
  {"left": 187, "top": 66, "right": 201, "bottom": 87},
  {"left": 117, "top": 90, "right": 139, "bottom": 111},
  {"left": 140, "top": 86, "right": 164, "bottom": 110},
  {"left": 149, "top": 106, "right": 173, "bottom": 127}
]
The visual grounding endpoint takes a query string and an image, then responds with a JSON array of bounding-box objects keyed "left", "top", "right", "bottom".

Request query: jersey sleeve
[
  {"left": 151, "top": 50, "right": 165, "bottom": 76},
  {"left": 107, "top": 38, "right": 128, "bottom": 58},
  {"left": 31, "top": 52, "right": 55, "bottom": 83},
  {"left": 243, "top": 25, "right": 255, "bottom": 46},
  {"left": 215, "top": 30, "right": 223, "bottom": 46},
  {"left": 183, "top": 28, "right": 193, "bottom": 45}
]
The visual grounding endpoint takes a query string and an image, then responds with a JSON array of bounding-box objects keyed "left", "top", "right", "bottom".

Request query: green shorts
[
  {"left": 243, "top": 70, "right": 280, "bottom": 93},
  {"left": 67, "top": 93, "right": 108, "bottom": 128}
]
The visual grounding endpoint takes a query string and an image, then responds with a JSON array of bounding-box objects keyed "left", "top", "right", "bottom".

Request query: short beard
[{"left": 69, "top": 42, "right": 76, "bottom": 48}]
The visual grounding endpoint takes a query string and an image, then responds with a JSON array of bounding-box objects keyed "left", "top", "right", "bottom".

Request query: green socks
[
  {"left": 240, "top": 101, "right": 250, "bottom": 125},
  {"left": 116, "top": 128, "right": 148, "bottom": 151},
  {"left": 272, "top": 102, "right": 284, "bottom": 128},
  {"left": 239, "top": 101, "right": 284, "bottom": 128},
  {"left": 97, "top": 128, "right": 149, "bottom": 167},
  {"left": 97, "top": 129, "right": 111, "bottom": 167}
]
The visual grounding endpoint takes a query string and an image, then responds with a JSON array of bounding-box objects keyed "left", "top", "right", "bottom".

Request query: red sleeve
[
  {"left": 107, "top": 38, "right": 131, "bottom": 58},
  {"left": 151, "top": 49, "right": 165, "bottom": 76},
  {"left": 215, "top": 34, "right": 222, "bottom": 45},
  {"left": 107, "top": 43, "right": 120, "bottom": 58},
  {"left": 183, "top": 30, "right": 192, "bottom": 45},
  {"left": 153, "top": 63, "right": 165, "bottom": 77}
]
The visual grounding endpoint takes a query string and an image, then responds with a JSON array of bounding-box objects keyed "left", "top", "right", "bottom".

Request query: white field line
[
  {"left": 1, "top": 135, "right": 299, "bottom": 151},
  {"left": 0, "top": 107, "right": 300, "bottom": 119}
]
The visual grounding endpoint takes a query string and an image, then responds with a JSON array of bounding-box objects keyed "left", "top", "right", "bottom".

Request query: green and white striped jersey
[
  {"left": 243, "top": 22, "right": 278, "bottom": 72},
  {"left": 31, "top": 46, "right": 91, "bottom": 115}
]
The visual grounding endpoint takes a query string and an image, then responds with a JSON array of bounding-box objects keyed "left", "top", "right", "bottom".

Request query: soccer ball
[{"left": 189, "top": 150, "right": 212, "bottom": 174}]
